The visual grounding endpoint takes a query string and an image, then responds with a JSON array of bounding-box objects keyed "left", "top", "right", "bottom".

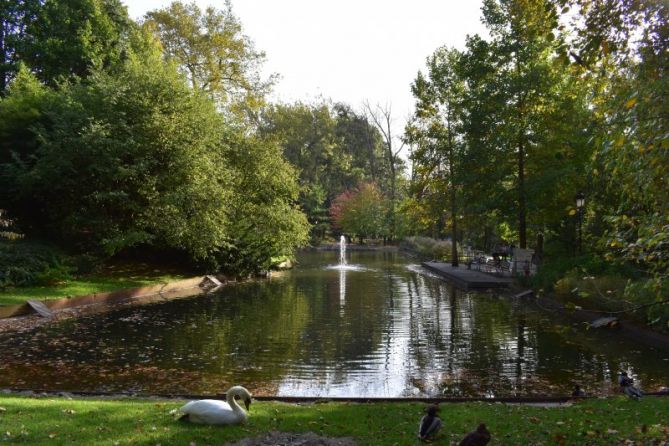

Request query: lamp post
[{"left": 575, "top": 191, "right": 585, "bottom": 254}]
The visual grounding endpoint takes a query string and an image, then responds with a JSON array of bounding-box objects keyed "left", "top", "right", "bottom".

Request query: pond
[{"left": 1, "top": 250, "right": 668, "bottom": 398}]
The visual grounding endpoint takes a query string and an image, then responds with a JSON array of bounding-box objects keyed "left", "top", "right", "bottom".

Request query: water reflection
[
  {"left": 0, "top": 251, "right": 668, "bottom": 397},
  {"left": 339, "top": 268, "right": 345, "bottom": 313}
]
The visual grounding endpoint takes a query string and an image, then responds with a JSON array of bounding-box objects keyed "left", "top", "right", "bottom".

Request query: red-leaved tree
[{"left": 330, "top": 182, "right": 388, "bottom": 243}]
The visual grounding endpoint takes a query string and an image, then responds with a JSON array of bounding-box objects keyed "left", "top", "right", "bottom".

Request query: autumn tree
[{"left": 330, "top": 183, "right": 388, "bottom": 243}]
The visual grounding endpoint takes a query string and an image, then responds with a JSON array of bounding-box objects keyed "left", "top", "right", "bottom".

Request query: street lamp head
[{"left": 575, "top": 191, "right": 585, "bottom": 209}]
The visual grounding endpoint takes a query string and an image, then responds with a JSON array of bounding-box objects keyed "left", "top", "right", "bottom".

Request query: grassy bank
[
  {"left": 0, "top": 395, "right": 668, "bottom": 445},
  {"left": 0, "top": 262, "right": 186, "bottom": 307}
]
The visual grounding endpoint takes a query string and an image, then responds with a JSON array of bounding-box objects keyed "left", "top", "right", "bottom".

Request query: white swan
[{"left": 179, "top": 386, "right": 252, "bottom": 425}]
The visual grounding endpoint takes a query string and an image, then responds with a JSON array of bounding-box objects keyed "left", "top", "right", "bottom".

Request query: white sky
[{"left": 125, "top": 0, "right": 486, "bottom": 140}]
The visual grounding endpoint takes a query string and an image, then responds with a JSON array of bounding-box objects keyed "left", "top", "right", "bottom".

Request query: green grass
[
  {"left": 0, "top": 395, "right": 668, "bottom": 445},
  {"left": 0, "top": 262, "right": 187, "bottom": 306}
]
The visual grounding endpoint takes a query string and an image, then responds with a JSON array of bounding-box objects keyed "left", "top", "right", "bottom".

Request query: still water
[{"left": 1, "top": 251, "right": 668, "bottom": 397}]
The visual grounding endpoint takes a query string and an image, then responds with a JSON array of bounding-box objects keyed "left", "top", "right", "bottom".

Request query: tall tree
[
  {"left": 457, "top": 35, "right": 509, "bottom": 250},
  {"left": 145, "top": 0, "right": 273, "bottom": 114},
  {"left": 406, "top": 47, "right": 465, "bottom": 265},
  {"left": 0, "top": 0, "right": 39, "bottom": 92},
  {"left": 478, "top": 0, "right": 587, "bottom": 249},
  {"left": 19, "top": 0, "right": 132, "bottom": 86},
  {"left": 363, "top": 102, "right": 407, "bottom": 241}
]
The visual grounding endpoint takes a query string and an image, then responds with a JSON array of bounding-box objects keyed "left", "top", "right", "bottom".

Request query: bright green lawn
[
  {"left": 0, "top": 263, "right": 186, "bottom": 306},
  {"left": 0, "top": 395, "right": 668, "bottom": 445}
]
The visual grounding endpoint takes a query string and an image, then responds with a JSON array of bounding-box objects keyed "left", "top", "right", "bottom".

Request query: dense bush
[
  {"left": 400, "top": 236, "right": 455, "bottom": 260},
  {"left": 0, "top": 42, "right": 309, "bottom": 275},
  {"left": 0, "top": 240, "right": 75, "bottom": 289},
  {"left": 524, "top": 252, "right": 667, "bottom": 331},
  {"left": 526, "top": 253, "right": 639, "bottom": 293}
]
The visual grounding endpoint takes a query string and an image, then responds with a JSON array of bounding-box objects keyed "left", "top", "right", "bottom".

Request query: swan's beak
[{"left": 244, "top": 398, "right": 251, "bottom": 411}]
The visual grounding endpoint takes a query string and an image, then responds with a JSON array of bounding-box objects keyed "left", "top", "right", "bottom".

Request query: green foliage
[
  {"left": 563, "top": 0, "right": 669, "bottom": 302},
  {"left": 527, "top": 253, "right": 638, "bottom": 293},
  {"left": 0, "top": 64, "right": 53, "bottom": 166},
  {"left": 259, "top": 101, "right": 389, "bottom": 240},
  {"left": 145, "top": 0, "right": 272, "bottom": 115},
  {"left": 0, "top": 240, "right": 74, "bottom": 289},
  {"left": 0, "top": 0, "right": 40, "bottom": 91},
  {"left": 2, "top": 48, "right": 230, "bottom": 259},
  {"left": 405, "top": 0, "right": 592, "bottom": 253},
  {"left": 406, "top": 47, "right": 465, "bottom": 246},
  {"left": 214, "top": 133, "right": 310, "bottom": 276},
  {"left": 0, "top": 2, "right": 311, "bottom": 277},
  {"left": 0, "top": 32, "right": 309, "bottom": 275},
  {"left": 624, "top": 279, "right": 669, "bottom": 330},
  {"left": 17, "top": 0, "right": 132, "bottom": 86}
]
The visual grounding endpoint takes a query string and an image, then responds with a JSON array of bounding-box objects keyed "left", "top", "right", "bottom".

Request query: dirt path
[{"left": 223, "top": 431, "right": 356, "bottom": 446}]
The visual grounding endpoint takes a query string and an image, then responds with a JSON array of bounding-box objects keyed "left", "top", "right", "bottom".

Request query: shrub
[
  {"left": 0, "top": 240, "right": 76, "bottom": 289},
  {"left": 401, "top": 236, "right": 455, "bottom": 261}
]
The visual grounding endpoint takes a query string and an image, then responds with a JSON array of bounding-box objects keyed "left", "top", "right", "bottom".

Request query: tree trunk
[
  {"left": 364, "top": 123, "right": 377, "bottom": 182},
  {"left": 448, "top": 122, "right": 458, "bottom": 266},
  {"left": 518, "top": 135, "right": 527, "bottom": 249}
]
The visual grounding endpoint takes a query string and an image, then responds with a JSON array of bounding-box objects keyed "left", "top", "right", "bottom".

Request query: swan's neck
[{"left": 226, "top": 390, "right": 245, "bottom": 415}]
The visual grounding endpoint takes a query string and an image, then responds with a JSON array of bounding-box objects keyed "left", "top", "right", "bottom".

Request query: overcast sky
[{"left": 126, "top": 0, "right": 486, "bottom": 139}]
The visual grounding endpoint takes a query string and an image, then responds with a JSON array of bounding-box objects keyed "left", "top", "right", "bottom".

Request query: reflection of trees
[
  {"left": 397, "top": 269, "right": 544, "bottom": 397},
  {"left": 2, "top": 251, "right": 668, "bottom": 396}
]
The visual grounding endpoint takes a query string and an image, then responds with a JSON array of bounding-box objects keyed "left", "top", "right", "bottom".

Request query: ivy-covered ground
[{"left": 0, "top": 395, "right": 667, "bottom": 445}]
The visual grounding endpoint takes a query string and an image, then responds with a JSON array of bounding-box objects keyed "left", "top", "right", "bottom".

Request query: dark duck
[
  {"left": 619, "top": 371, "right": 643, "bottom": 400},
  {"left": 459, "top": 423, "right": 491, "bottom": 446},
  {"left": 418, "top": 404, "right": 442, "bottom": 442},
  {"left": 572, "top": 384, "right": 586, "bottom": 397}
]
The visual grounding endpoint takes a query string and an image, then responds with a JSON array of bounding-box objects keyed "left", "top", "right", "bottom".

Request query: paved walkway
[{"left": 422, "top": 262, "right": 512, "bottom": 291}]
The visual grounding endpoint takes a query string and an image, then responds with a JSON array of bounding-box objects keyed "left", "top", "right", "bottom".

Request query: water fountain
[{"left": 327, "top": 235, "right": 362, "bottom": 271}]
